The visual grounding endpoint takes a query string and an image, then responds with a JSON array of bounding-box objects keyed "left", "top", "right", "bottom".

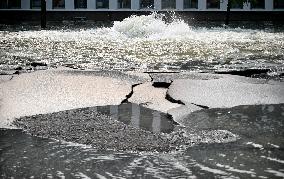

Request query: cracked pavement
[{"left": 1, "top": 68, "right": 284, "bottom": 128}]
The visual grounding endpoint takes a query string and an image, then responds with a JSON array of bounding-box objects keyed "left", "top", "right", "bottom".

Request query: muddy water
[{"left": 1, "top": 104, "right": 283, "bottom": 178}]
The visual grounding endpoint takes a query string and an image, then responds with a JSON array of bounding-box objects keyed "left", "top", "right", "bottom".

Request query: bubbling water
[
  {"left": 0, "top": 13, "right": 284, "bottom": 71},
  {"left": 111, "top": 13, "right": 191, "bottom": 39}
]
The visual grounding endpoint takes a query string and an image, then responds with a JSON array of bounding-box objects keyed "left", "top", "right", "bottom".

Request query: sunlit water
[
  {"left": 0, "top": 13, "right": 284, "bottom": 72},
  {"left": 1, "top": 14, "right": 284, "bottom": 178},
  {"left": 1, "top": 104, "right": 283, "bottom": 178}
]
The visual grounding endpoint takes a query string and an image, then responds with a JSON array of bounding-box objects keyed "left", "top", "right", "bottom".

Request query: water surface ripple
[
  {"left": 1, "top": 104, "right": 283, "bottom": 178},
  {"left": 0, "top": 14, "right": 284, "bottom": 71}
]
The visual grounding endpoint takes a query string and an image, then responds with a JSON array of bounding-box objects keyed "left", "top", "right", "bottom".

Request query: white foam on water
[
  {"left": 246, "top": 142, "right": 264, "bottom": 150},
  {"left": 86, "top": 155, "right": 117, "bottom": 161},
  {"left": 56, "top": 171, "right": 65, "bottom": 179},
  {"left": 105, "top": 172, "right": 128, "bottom": 179},
  {"left": 111, "top": 13, "right": 191, "bottom": 39},
  {"left": 261, "top": 156, "right": 284, "bottom": 164},
  {"left": 169, "top": 160, "right": 196, "bottom": 179},
  {"left": 1, "top": 13, "right": 283, "bottom": 71},
  {"left": 121, "top": 156, "right": 148, "bottom": 175},
  {"left": 73, "top": 172, "right": 91, "bottom": 179},
  {"left": 195, "top": 163, "right": 230, "bottom": 176},
  {"left": 94, "top": 173, "right": 107, "bottom": 179},
  {"left": 265, "top": 170, "right": 284, "bottom": 177},
  {"left": 216, "top": 163, "right": 256, "bottom": 175},
  {"left": 268, "top": 143, "right": 280, "bottom": 148}
]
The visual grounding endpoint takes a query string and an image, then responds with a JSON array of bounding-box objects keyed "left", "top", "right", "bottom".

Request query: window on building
[
  {"left": 140, "top": 0, "right": 154, "bottom": 9},
  {"left": 231, "top": 0, "right": 243, "bottom": 9},
  {"left": 31, "top": 0, "right": 41, "bottom": 9},
  {"left": 97, "top": 0, "right": 109, "bottom": 8},
  {"left": 274, "top": 0, "right": 284, "bottom": 9},
  {"left": 162, "top": 0, "right": 176, "bottom": 9},
  {"left": 53, "top": 0, "right": 65, "bottom": 8},
  {"left": 75, "top": 0, "right": 87, "bottom": 8},
  {"left": 118, "top": 0, "right": 131, "bottom": 9},
  {"left": 0, "top": 0, "right": 21, "bottom": 9},
  {"left": 207, "top": 0, "right": 220, "bottom": 9},
  {"left": 184, "top": 0, "right": 198, "bottom": 9},
  {"left": 251, "top": 0, "right": 265, "bottom": 9}
]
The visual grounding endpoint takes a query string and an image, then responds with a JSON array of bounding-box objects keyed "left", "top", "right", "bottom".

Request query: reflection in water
[
  {"left": 152, "top": 111, "right": 161, "bottom": 133},
  {"left": 130, "top": 103, "right": 140, "bottom": 128},
  {"left": 95, "top": 103, "right": 175, "bottom": 134}
]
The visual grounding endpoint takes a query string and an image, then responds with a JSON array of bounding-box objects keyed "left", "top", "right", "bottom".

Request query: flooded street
[
  {"left": 0, "top": 14, "right": 284, "bottom": 178},
  {"left": 1, "top": 104, "right": 283, "bottom": 178}
]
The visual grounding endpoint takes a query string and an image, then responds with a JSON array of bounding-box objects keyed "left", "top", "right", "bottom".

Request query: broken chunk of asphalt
[
  {"left": 215, "top": 68, "right": 270, "bottom": 77},
  {"left": 121, "top": 83, "right": 142, "bottom": 104}
]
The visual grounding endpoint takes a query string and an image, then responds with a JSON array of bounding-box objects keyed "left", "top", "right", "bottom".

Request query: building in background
[
  {"left": 1, "top": 0, "right": 283, "bottom": 11},
  {"left": 0, "top": 0, "right": 283, "bottom": 23}
]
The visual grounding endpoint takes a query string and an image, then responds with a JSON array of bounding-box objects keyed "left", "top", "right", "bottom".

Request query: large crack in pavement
[
  {"left": 121, "top": 83, "right": 143, "bottom": 104},
  {"left": 191, "top": 103, "right": 210, "bottom": 109},
  {"left": 8, "top": 70, "right": 244, "bottom": 153},
  {"left": 148, "top": 72, "right": 185, "bottom": 106}
]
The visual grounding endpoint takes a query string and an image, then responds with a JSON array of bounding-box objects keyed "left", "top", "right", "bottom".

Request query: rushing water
[
  {"left": 1, "top": 14, "right": 284, "bottom": 178},
  {"left": 0, "top": 13, "right": 284, "bottom": 72}
]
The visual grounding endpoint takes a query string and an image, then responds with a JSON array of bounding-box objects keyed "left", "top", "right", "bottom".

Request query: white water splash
[
  {"left": 0, "top": 13, "right": 284, "bottom": 71},
  {"left": 111, "top": 13, "right": 191, "bottom": 39}
]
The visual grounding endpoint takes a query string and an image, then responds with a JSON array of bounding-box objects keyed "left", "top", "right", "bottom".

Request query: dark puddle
[{"left": 95, "top": 103, "right": 176, "bottom": 134}]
